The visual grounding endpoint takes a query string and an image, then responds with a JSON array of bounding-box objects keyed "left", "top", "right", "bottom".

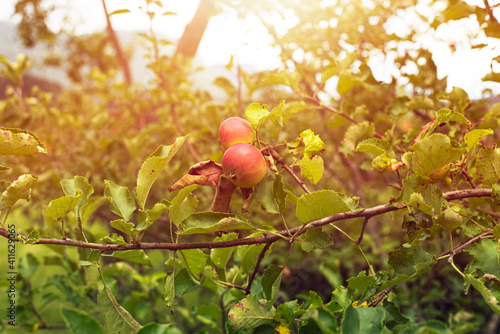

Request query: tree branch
[
  {"left": 245, "top": 243, "right": 272, "bottom": 294},
  {"left": 1, "top": 188, "right": 492, "bottom": 251}
]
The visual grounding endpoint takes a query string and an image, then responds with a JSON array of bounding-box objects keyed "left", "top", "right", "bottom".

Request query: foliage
[{"left": 1, "top": 0, "right": 500, "bottom": 333}]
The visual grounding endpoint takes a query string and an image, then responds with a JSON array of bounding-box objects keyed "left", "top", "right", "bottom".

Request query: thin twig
[
  {"left": 267, "top": 147, "right": 311, "bottom": 194},
  {"left": 245, "top": 243, "right": 272, "bottom": 294},
  {"left": 330, "top": 223, "right": 356, "bottom": 242},
  {"left": 356, "top": 216, "right": 370, "bottom": 245},
  {"left": 370, "top": 286, "right": 395, "bottom": 307},
  {"left": 461, "top": 169, "right": 477, "bottom": 188},
  {"left": 437, "top": 230, "right": 494, "bottom": 259}
]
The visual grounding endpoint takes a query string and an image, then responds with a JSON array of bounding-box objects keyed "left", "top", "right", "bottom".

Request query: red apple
[
  {"left": 219, "top": 117, "right": 254, "bottom": 152},
  {"left": 222, "top": 143, "right": 267, "bottom": 188}
]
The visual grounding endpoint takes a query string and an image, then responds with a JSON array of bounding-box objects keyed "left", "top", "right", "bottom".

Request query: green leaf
[
  {"left": 60, "top": 307, "right": 104, "bottom": 334},
  {"left": 136, "top": 136, "right": 188, "bottom": 210},
  {"left": 407, "top": 96, "right": 435, "bottom": 110},
  {"left": 494, "top": 225, "right": 500, "bottom": 239},
  {"left": 245, "top": 103, "right": 270, "bottom": 129},
  {"left": 337, "top": 63, "right": 379, "bottom": 95},
  {"left": 1, "top": 174, "right": 37, "bottom": 209},
  {"left": 174, "top": 268, "right": 200, "bottom": 296},
  {"left": 383, "top": 300, "right": 410, "bottom": 328},
  {"left": 213, "top": 77, "right": 236, "bottom": 97},
  {"left": 88, "top": 249, "right": 101, "bottom": 264},
  {"left": 466, "top": 239, "right": 499, "bottom": 277},
  {"left": 137, "top": 323, "right": 170, "bottom": 334},
  {"left": 245, "top": 100, "right": 286, "bottom": 129},
  {"left": 287, "top": 129, "right": 326, "bottom": 158},
  {"left": 262, "top": 71, "right": 300, "bottom": 91},
  {"left": 137, "top": 199, "right": 171, "bottom": 232},
  {"left": 300, "top": 226, "right": 334, "bottom": 253},
  {"left": 307, "top": 291, "right": 324, "bottom": 310},
  {"left": 104, "top": 180, "right": 136, "bottom": 222},
  {"left": 482, "top": 71, "right": 500, "bottom": 83},
  {"left": 426, "top": 109, "right": 471, "bottom": 136},
  {"left": 0, "top": 127, "right": 47, "bottom": 155},
  {"left": 108, "top": 9, "right": 131, "bottom": 17},
  {"left": 164, "top": 273, "right": 175, "bottom": 310},
  {"left": 342, "top": 304, "right": 360, "bottom": 334},
  {"left": 483, "top": 103, "right": 500, "bottom": 127},
  {"left": 227, "top": 295, "right": 275, "bottom": 331},
  {"left": 110, "top": 219, "right": 138, "bottom": 237},
  {"left": 180, "top": 249, "right": 207, "bottom": 280},
  {"left": 475, "top": 146, "right": 500, "bottom": 186},
  {"left": 262, "top": 264, "right": 284, "bottom": 302},
  {"left": 177, "top": 212, "right": 254, "bottom": 235},
  {"left": 388, "top": 245, "right": 435, "bottom": 277},
  {"left": 371, "top": 153, "right": 396, "bottom": 172},
  {"left": 466, "top": 275, "right": 500, "bottom": 315},
  {"left": 436, "top": 206, "right": 463, "bottom": 231},
  {"left": 274, "top": 300, "right": 303, "bottom": 329},
  {"left": 297, "top": 156, "right": 324, "bottom": 185},
  {"left": 255, "top": 175, "right": 287, "bottom": 214},
  {"left": 321, "top": 52, "right": 360, "bottom": 85},
  {"left": 45, "top": 194, "right": 81, "bottom": 223},
  {"left": 321, "top": 61, "right": 339, "bottom": 83},
  {"left": 296, "top": 190, "right": 355, "bottom": 223},
  {"left": 395, "top": 175, "right": 446, "bottom": 217},
  {"left": 19, "top": 253, "right": 39, "bottom": 278},
  {"left": 169, "top": 184, "right": 199, "bottom": 227},
  {"left": 109, "top": 250, "right": 152, "bottom": 267},
  {"left": 98, "top": 286, "right": 142, "bottom": 334},
  {"left": 344, "top": 122, "right": 375, "bottom": 151},
  {"left": 464, "top": 129, "right": 494, "bottom": 151},
  {"left": 236, "top": 233, "right": 268, "bottom": 274},
  {"left": 448, "top": 87, "right": 471, "bottom": 112},
  {"left": 356, "top": 138, "right": 394, "bottom": 157},
  {"left": 0, "top": 165, "right": 11, "bottom": 174},
  {"left": 411, "top": 133, "right": 466, "bottom": 177},
  {"left": 78, "top": 260, "right": 95, "bottom": 267},
  {"left": 356, "top": 306, "right": 386, "bottom": 334},
  {"left": 82, "top": 197, "right": 107, "bottom": 225},
  {"left": 347, "top": 271, "right": 376, "bottom": 292},
  {"left": 337, "top": 70, "right": 358, "bottom": 95},
  {"left": 23, "top": 230, "right": 40, "bottom": 244},
  {"left": 60, "top": 176, "right": 94, "bottom": 222},
  {"left": 101, "top": 233, "right": 127, "bottom": 245},
  {"left": 211, "top": 232, "right": 238, "bottom": 268}
]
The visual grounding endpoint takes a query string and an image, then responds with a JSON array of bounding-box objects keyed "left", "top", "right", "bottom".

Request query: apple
[
  {"left": 219, "top": 117, "right": 254, "bottom": 152},
  {"left": 222, "top": 143, "right": 267, "bottom": 188},
  {"left": 427, "top": 164, "right": 451, "bottom": 183}
]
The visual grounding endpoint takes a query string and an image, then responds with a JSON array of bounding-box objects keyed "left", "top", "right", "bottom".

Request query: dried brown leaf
[
  {"left": 169, "top": 160, "right": 223, "bottom": 191},
  {"left": 210, "top": 176, "right": 237, "bottom": 213}
]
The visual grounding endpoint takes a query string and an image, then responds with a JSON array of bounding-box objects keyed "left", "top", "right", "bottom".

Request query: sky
[{"left": 0, "top": 0, "right": 499, "bottom": 99}]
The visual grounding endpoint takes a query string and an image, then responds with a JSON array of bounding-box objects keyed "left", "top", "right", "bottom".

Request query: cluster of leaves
[{"left": 1, "top": 0, "right": 500, "bottom": 333}]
